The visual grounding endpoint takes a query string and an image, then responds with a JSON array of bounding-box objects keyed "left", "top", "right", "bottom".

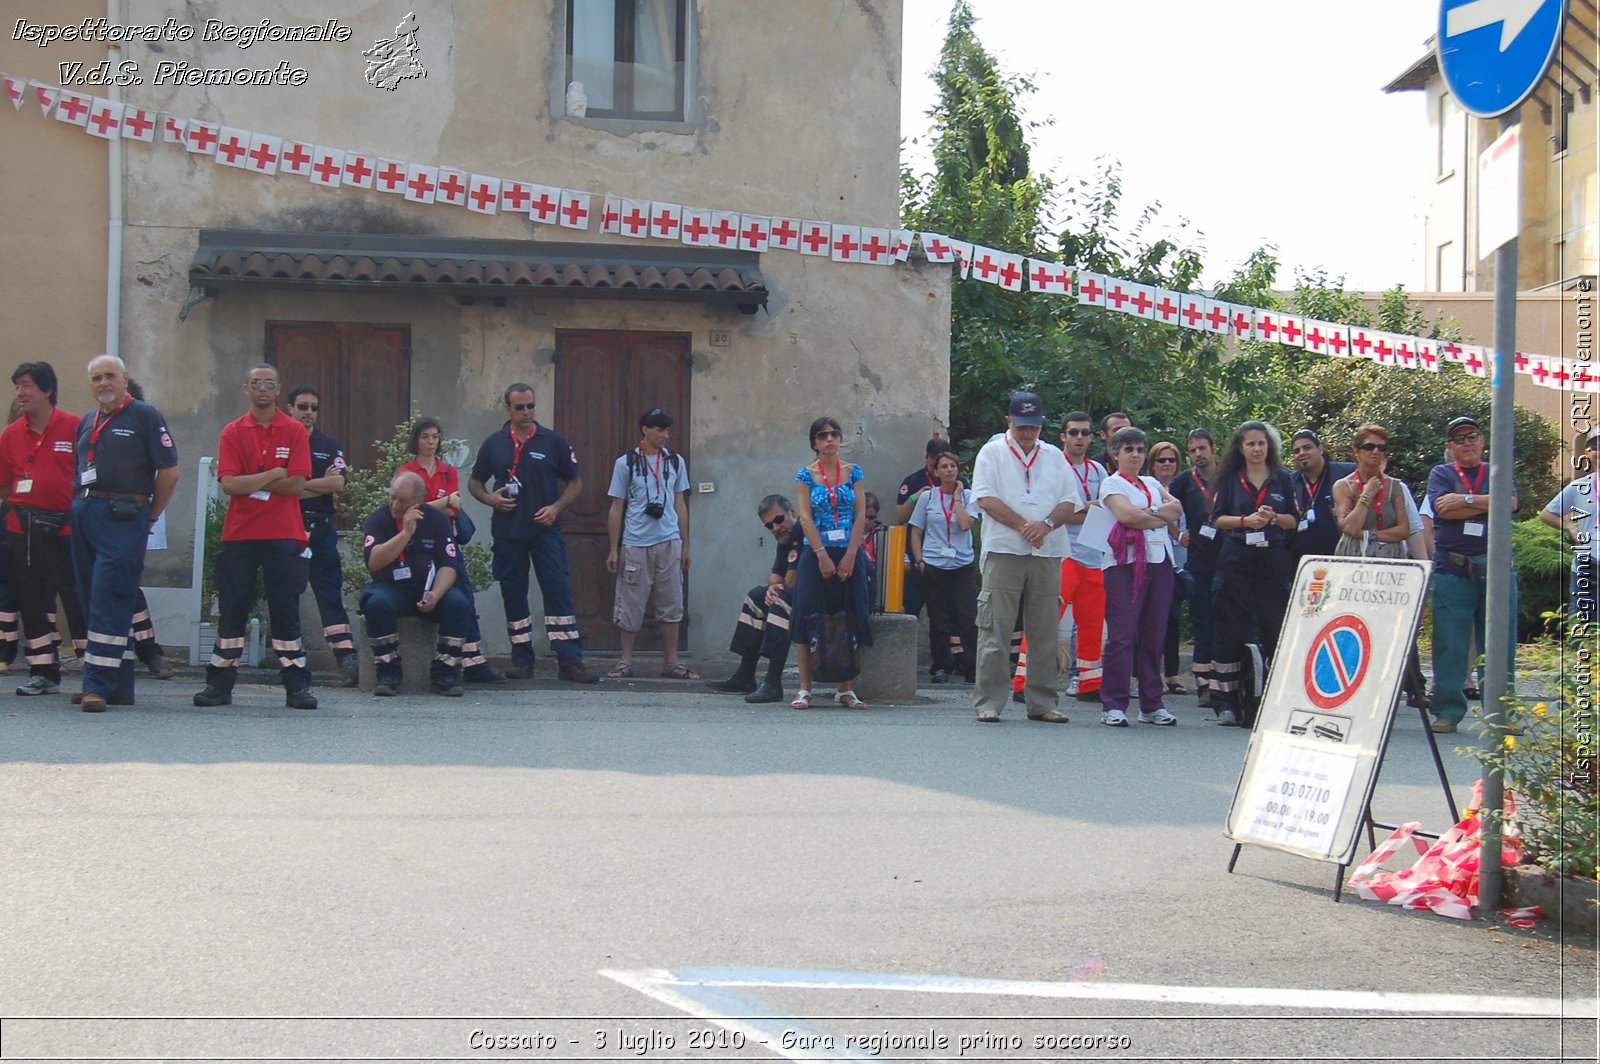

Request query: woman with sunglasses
[
  {"left": 1207, "top": 421, "right": 1299, "bottom": 727},
  {"left": 790, "top": 416, "right": 873, "bottom": 710},
  {"left": 1332, "top": 424, "right": 1423, "bottom": 560},
  {"left": 397, "top": 418, "right": 503, "bottom": 683},
  {"left": 1145, "top": 440, "right": 1188, "bottom": 696}
]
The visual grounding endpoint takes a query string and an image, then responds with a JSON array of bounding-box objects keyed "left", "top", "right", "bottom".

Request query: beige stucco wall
[{"left": 1, "top": 0, "right": 952, "bottom": 659}]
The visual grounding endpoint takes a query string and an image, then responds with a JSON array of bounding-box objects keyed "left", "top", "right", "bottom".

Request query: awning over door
[{"left": 190, "top": 229, "right": 768, "bottom": 312}]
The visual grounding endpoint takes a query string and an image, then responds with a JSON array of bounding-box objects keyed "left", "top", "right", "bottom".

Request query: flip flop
[{"left": 606, "top": 662, "right": 634, "bottom": 679}]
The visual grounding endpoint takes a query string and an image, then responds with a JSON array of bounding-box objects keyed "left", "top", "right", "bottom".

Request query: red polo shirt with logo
[
  {"left": 217, "top": 409, "right": 312, "bottom": 543},
  {"left": 0, "top": 407, "right": 82, "bottom": 535}
]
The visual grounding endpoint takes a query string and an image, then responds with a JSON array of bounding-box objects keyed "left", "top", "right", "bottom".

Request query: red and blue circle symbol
[{"left": 1304, "top": 614, "right": 1371, "bottom": 710}]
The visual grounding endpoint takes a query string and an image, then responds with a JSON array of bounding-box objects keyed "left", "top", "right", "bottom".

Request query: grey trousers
[{"left": 975, "top": 552, "right": 1063, "bottom": 717}]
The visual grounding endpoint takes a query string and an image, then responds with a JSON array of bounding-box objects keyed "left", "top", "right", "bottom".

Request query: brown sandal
[
  {"left": 606, "top": 662, "right": 634, "bottom": 679},
  {"left": 661, "top": 662, "right": 700, "bottom": 680}
]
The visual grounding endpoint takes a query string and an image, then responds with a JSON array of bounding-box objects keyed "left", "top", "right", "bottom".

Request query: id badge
[
  {"left": 80, "top": 466, "right": 97, "bottom": 485},
  {"left": 249, "top": 490, "right": 271, "bottom": 502},
  {"left": 1246, "top": 530, "right": 1267, "bottom": 546},
  {"left": 933, "top": 544, "right": 956, "bottom": 561},
  {"left": 1464, "top": 521, "right": 1485, "bottom": 537},
  {"left": 1018, "top": 491, "right": 1038, "bottom": 505},
  {"left": 1199, "top": 524, "right": 1217, "bottom": 540},
  {"left": 1303, "top": 508, "right": 1315, "bottom": 525},
  {"left": 823, "top": 528, "right": 848, "bottom": 546},
  {"left": 393, "top": 565, "right": 412, "bottom": 581},
  {"left": 14, "top": 478, "right": 32, "bottom": 494}
]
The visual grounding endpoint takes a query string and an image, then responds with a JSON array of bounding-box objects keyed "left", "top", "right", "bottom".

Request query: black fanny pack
[{"left": 15, "top": 505, "right": 68, "bottom": 537}]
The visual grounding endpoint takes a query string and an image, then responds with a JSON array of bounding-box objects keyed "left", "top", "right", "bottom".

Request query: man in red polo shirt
[
  {"left": 0, "top": 361, "right": 87, "bottom": 695},
  {"left": 193, "top": 364, "right": 317, "bottom": 710}
]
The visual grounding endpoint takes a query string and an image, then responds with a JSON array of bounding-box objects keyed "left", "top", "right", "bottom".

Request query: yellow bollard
[{"left": 884, "top": 525, "right": 907, "bottom": 612}]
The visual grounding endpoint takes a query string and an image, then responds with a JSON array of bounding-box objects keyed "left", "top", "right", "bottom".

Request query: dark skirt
[{"left": 791, "top": 546, "right": 875, "bottom": 647}]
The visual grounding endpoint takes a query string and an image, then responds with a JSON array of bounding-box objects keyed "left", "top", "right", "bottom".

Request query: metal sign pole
[{"left": 1479, "top": 106, "right": 1521, "bottom": 912}]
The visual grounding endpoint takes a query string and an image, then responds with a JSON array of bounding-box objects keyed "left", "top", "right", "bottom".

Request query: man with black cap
[
  {"left": 969, "top": 391, "right": 1084, "bottom": 723},
  {"left": 1288, "top": 428, "right": 1354, "bottom": 571},
  {"left": 1425, "top": 415, "right": 1519, "bottom": 733},
  {"left": 605, "top": 408, "right": 695, "bottom": 679}
]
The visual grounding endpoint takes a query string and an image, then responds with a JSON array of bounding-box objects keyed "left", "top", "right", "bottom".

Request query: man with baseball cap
[
  {"left": 1425, "top": 415, "right": 1519, "bottom": 733},
  {"left": 969, "top": 391, "right": 1085, "bottom": 723},
  {"left": 1540, "top": 427, "right": 1599, "bottom": 625}
]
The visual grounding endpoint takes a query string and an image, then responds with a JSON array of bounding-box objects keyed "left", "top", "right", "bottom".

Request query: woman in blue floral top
[{"left": 790, "top": 415, "right": 874, "bottom": 709}]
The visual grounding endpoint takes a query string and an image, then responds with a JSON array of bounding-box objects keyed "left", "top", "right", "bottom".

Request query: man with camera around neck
[{"left": 605, "top": 408, "right": 694, "bottom": 679}]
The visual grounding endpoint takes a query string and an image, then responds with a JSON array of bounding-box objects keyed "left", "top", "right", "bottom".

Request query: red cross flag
[
  {"left": 527, "top": 185, "right": 560, "bottom": 224},
  {"left": 1254, "top": 310, "right": 1282, "bottom": 343},
  {"left": 1178, "top": 294, "right": 1208, "bottom": 330},
  {"left": 618, "top": 199, "right": 650, "bottom": 238},
  {"left": 1228, "top": 305, "right": 1256, "bottom": 342},
  {"left": 920, "top": 234, "right": 958, "bottom": 263},
  {"left": 1370, "top": 332, "right": 1399, "bottom": 366},
  {"left": 4, "top": 75, "right": 24, "bottom": 109},
  {"left": 708, "top": 211, "right": 740, "bottom": 248},
  {"left": 54, "top": 89, "right": 91, "bottom": 126},
  {"left": 1437, "top": 339, "right": 1465, "bottom": 363},
  {"left": 245, "top": 133, "right": 281, "bottom": 176},
  {"left": 798, "top": 220, "right": 831, "bottom": 257},
  {"left": 499, "top": 180, "right": 533, "bottom": 213},
  {"left": 1125, "top": 282, "right": 1156, "bottom": 319},
  {"left": 213, "top": 127, "right": 251, "bottom": 168},
  {"left": 403, "top": 163, "right": 437, "bottom": 204},
  {"left": 85, "top": 98, "right": 123, "bottom": 140},
  {"left": 1572, "top": 360, "right": 1599, "bottom": 392},
  {"left": 161, "top": 114, "right": 187, "bottom": 144},
  {"left": 830, "top": 225, "right": 863, "bottom": 263},
  {"left": 1277, "top": 313, "right": 1305, "bottom": 348},
  {"left": 1527, "top": 354, "right": 1554, "bottom": 388},
  {"left": 948, "top": 240, "right": 974, "bottom": 280},
  {"left": 121, "top": 105, "right": 156, "bottom": 142},
  {"left": 435, "top": 168, "right": 468, "bottom": 208},
  {"left": 1302, "top": 319, "right": 1335, "bottom": 355},
  {"left": 374, "top": 158, "right": 409, "bottom": 194},
  {"left": 30, "top": 81, "right": 58, "bottom": 117},
  {"left": 466, "top": 174, "right": 500, "bottom": 215},
  {"left": 1027, "top": 259, "right": 1072, "bottom": 295},
  {"left": 649, "top": 202, "right": 683, "bottom": 240},
  {"left": 558, "top": 189, "right": 592, "bottom": 230},
  {"left": 738, "top": 214, "right": 771, "bottom": 253},
  {"left": 860, "top": 228, "right": 894, "bottom": 265},
  {"left": 342, "top": 152, "right": 375, "bottom": 188},
  {"left": 769, "top": 216, "right": 801, "bottom": 252},
  {"left": 892, "top": 229, "right": 913, "bottom": 262},
  {"left": 1394, "top": 336, "right": 1418, "bottom": 369},
  {"left": 1076, "top": 271, "right": 1107, "bottom": 307},
  {"left": 1459, "top": 345, "right": 1489, "bottom": 377},
  {"left": 308, "top": 147, "right": 346, "bottom": 189},
  {"left": 1415, "top": 338, "right": 1440, "bottom": 372},
  {"left": 1103, "top": 279, "right": 1134, "bottom": 312},
  {"left": 279, "top": 140, "right": 314, "bottom": 176},
  {"left": 599, "top": 194, "right": 623, "bottom": 235},
  {"left": 1150, "top": 290, "right": 1182, "bottom": 325},
  {"left": 1347, "top": 326, "right": 1378, "bottom": 360},
  {"left": 993, "top": 250, "right": 1025, "bottom": 291},
  {"left": 681, "top": 208, "right": 713, "bottom": 246}
]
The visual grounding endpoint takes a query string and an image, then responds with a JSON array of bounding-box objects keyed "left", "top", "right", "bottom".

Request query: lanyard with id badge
[
  {"left": 80, "top": 395, "right": 133, "bottom": 487},
  {"left": 1456, "top": 462, "right": 1487, "bottom": 538},
  {"left": 1006, "top": 434, "right": 1041, "bottom": 507},
  {"left": 1239, "top": 472, "right": 1271, "bottom": 546},
  {"left": 818, "top": 460, "right": 850, "bottom": 546}
]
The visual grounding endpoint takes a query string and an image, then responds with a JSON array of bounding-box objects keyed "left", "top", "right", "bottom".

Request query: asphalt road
[{"left": 1, "top": 665, "right": 1594, "bottom": 1063}]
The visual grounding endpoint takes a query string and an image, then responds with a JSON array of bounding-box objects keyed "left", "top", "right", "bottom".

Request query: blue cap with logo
[{"left": 1008, "top": 391, "right": 1044, "bottom": 427}]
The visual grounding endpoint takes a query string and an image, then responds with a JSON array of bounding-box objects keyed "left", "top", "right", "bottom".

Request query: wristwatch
[
  {"left": 1043, "top": 517, "right": 1056, "bottom": 529},
  {"left": 1465, "top": 494, "right": 1476, "bottom": 508}
]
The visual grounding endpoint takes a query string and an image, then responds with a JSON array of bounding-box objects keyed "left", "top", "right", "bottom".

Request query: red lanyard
[
  {"left": 1067, "top": 458, "right": 1095, "bottom": 501},
  {"left": 1353, "top": 472, "right": 1386, "bottom": 524},
  {"left": 644, "top": 448, "right": 664, "bottom": 499},
  {"left": 24, "top": 409, "right": 59, "bottom": 468},
  {"left": 1300, "top": 473, "right": 1321, "bottom": 511},
  {"left": 508, "top": 427, "right": 532, "bottom": 479},
  {"left": 1455, "top": 462, "right": 1486, "bottom": 494},
  {"left": 1005, "top": 435, "right": 1040, "bottom": 489},
  {"left": 1120, "top": 472, "right": 1153, "bottom": 509},
  {"left": 818, "top": 459, "right": 845, "bottom": 519},
  {"left": 1238, "top": 471, "right": 1270, "bottom": 510},
  {"left": 938, "top": 484, "right": 957, "bottom": 537},
  {"left": 86, "top": 395, "right": 131, "bottom": 462}
]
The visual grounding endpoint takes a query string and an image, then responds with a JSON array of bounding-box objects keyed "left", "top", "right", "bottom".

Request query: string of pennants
[{"left": 6, "top": 74, "right": 1594, "bottom": 395}]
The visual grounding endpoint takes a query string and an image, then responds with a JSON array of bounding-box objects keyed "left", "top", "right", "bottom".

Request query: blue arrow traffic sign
[{"left": 1438, "top": 0, "right": 1569, "bottom": 117}]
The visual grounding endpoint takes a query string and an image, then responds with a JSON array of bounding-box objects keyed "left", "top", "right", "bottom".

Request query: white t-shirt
[
  {"left": 1098, "top": 472, "right": 1174, "bottom": 567},
  {"left": 970, "top": 433, "right": 1083, "bottom": 558},
  {"left": 1544, "top": 476, "right": 1599, "bottom": 564}
]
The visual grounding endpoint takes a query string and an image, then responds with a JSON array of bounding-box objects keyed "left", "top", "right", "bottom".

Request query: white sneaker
[
  {"left": 1100, "top": 708, "right": 1129, "bottom": 727},
  {"left": 1138, "top": 708, "right": 1178, "bottom": 726}
]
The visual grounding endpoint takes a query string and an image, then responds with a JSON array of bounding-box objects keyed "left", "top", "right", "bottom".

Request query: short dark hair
[
  {"left": 924, "top": 436, "right": 953, "bottom": 459},
  {"left": 408, "top": 417, "right": 443, "bottom": 455},
  {"left": 1185, "top": 427, "right": 1215, "bottom": 446},
  {"left": 11, "top": 362, "right": 58, "bottom": 406},
  {"left": 757, "top": 494, "right": 791, "bottom": 517},
  {"left": 1061, "top": 410, "right": 1092, "bottom": 430},
  {"left": 285, "top": 384, "right": 320, "bottom": 406},
  {"left": 1110, "top": 425, "right": 1148, "bottom": 453},
  {"left": 503, "top": 382, "right": 534, "bottom": 405},
  {"left": 125, "top": 378, "right": 145, "bottom": 402},
  {"left": 1101, "top": 411, "right": 1131, "bottom": 432}
]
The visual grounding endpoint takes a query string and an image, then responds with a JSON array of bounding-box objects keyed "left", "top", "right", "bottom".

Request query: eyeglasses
[
  {"left": 1064, "top": 428, "right": 1093, "bottom": 437},
  {"left": 1449, "top": 432, "right": 1481, "bottom": 443},
  {"left": 510, "top": 402, "right": 535, "bottom": 412},
  {"left": 1357, "top": 442, "right": 1388, "bottom": 453},
  {"left": 762, "top": 514, "right": 788, "bottom": 529},
  {"left": 294, "top": 403, "right": 319, "bottom": 412},
  {"left": 247, "top": 380, "right": 278, "bottom": 391},
  {"left": 814, "top": 429, "right": 842, "bottom": 440}
]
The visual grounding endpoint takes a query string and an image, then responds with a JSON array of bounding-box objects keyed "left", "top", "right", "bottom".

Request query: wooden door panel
[{"left": 339, "top": 324, "right": 410, "bottom": 468}]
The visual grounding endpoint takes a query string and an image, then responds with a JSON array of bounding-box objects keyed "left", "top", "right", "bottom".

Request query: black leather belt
[{"left": 79, "top": 489, "right": 147, "bottom": 502}]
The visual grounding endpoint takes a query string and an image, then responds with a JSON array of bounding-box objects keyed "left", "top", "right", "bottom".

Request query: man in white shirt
[
  {"left": 970, "top": 392, "right": 1085, "bottom": 722},
  {"left": 1540, "top": 427, "right": 1599, "bottom": 624}
]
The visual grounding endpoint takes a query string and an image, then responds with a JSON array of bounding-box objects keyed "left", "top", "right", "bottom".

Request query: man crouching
[{"left": 360, "top": 471, "right": 473, "bottom": 697}]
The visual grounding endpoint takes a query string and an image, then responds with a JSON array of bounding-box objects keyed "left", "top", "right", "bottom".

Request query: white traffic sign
[
  {"left": 1437, "top": 0, "right": 1568, "bottom": 117},
  {"left": 1227, "top": 557, "right": 1431, "bottom": 866},
  {"left": 1478, "top": 125, "right": 1522, "bottom": 253}
]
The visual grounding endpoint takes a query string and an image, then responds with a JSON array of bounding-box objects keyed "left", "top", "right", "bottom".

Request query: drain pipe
[{"left": 104, "top": 0, "right": 124, "bottom": 361}]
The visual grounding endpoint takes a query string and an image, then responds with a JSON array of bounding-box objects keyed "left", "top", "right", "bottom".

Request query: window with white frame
[{"left": 566, "top": 0, "right": 687, "bottom": 121}]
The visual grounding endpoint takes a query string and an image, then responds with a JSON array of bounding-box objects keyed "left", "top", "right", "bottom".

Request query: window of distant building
[
  {"left": 566, "top": 0, "right": 687, "bottom": 122},
  {"left": 1436, "top": 93, "right": 1465, "bottom": 178}
]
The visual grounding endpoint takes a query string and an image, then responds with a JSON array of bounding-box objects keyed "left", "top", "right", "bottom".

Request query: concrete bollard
[
  {"left": 356, "top": 615, "right": 441, "bottom": 693},
  {"left": 854, "top": 612, "right": 918, "bottom": 703}
]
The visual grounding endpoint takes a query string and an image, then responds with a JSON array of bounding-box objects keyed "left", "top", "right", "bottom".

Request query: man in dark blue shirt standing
[
  {"left": 286, "top": 385, "right": 358, "bottom": 686},
  {"left": 468, "top": 383, "right": 598, "bottom": 684}
]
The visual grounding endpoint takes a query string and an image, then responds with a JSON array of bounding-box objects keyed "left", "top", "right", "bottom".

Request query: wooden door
[
  {"left": 266, "top": 321, "right": 411, "bottom": 471},
  {"left": 555, "top": 330, "right": 691, "bottom": 652}
]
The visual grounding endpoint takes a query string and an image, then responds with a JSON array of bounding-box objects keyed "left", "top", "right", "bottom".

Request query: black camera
[{"left": 643, "top": 500, "right": 666, "bottom": 519}]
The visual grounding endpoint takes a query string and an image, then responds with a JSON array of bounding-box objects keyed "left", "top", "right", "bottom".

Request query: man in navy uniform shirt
[
  {"left": 468, "top": 383, "right": 598, "bottom": 684},
  {"left": 286, "top": 384, "right": 358, "bottom": 686},
  {"left": 359, "top": 471, "right": 473, "bottom": 697},
  {"left": 1287, "top": 428, "right": 1355, "bottom": 568},
  {"left": 69, "top": 354, "right": 179, "bottom": 712}
]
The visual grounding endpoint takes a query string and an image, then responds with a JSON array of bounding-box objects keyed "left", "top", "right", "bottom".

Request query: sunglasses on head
[
  {"left": 294, "top": 403, "right": 318, "bottom": 412},
  {"left": 1357, "top": 442, "right": 1388, "bottom": 453},
  {"left": 510, "top": 402, "right": 535, "bottom": 412}
]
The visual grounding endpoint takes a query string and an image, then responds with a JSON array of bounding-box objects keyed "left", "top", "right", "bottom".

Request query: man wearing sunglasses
[
  {"left": 194, "top": 364, "right": 317, "bottom": 710},
  {"left": 469, "top": 383, "right": 598, "bottom": 684},
  {"left": 285, "top": 385, "right": 357, "bottom": 687},
  {"left": 707, "top": 494, "right": 800, "bottom": 703},
  {"left": 1425, "top": 415, "right": 1519, "bottom": 734},
  {"left": 1287, "top": 428, "right": 1354, "bottom": 572}
]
